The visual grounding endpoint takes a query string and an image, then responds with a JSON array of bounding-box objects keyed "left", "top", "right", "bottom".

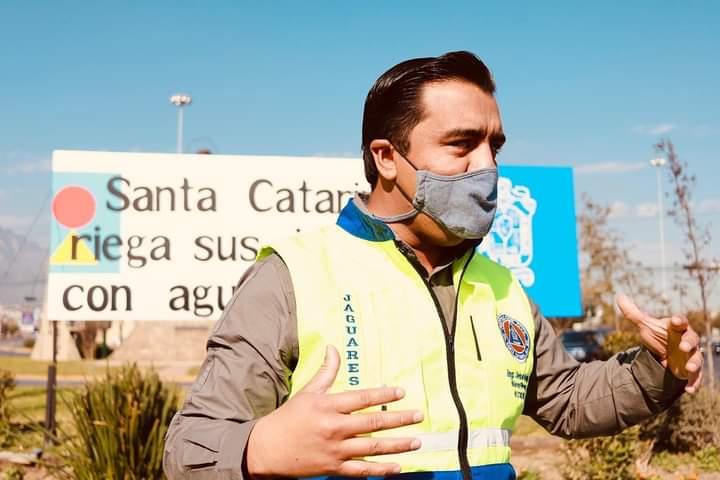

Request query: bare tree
[
  {"left": 578, "top": 194, "right": 666, "bottom": 331},
  {"left": 657, "top": 139, "right": 717, "bottom": 388}
]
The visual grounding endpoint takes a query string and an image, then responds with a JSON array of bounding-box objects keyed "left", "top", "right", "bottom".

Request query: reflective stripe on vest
[
  {"left": 258, "top": 225, "right": 535, "bottom": 476},
  {"left": 416, "top": 428, "right": 511, "bottom": 453}
]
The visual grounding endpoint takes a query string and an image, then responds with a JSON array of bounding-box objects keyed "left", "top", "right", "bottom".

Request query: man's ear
[{"left": 370, "top": 139, "right": 397, "bottom": 182}]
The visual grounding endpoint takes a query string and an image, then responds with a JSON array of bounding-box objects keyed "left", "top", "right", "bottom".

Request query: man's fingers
[
  {"left": 330, "top": 386, "right": 406, "bottom": 414},
  {"left": 616, "top": 294, "right": 655, "bottom": 326},
  {"left": 342, "top": 410, "right": 424, "bottom": 435},
  {"left": 678, "top": 327, "right": 699, "bottom": 352},
  {"left": 667, "top": 324, "right": 684, "bottom": 354},
  {"left": 338, "top": 460, "right": 402, "bottom": 477},
  {"left": 669, "top": 315, "right": 690, "bottom": 333},
  {"left": 685, "top": 367, "right": 703, "bottom": 394},
  {"left": 301, "top": 345, "right": 340, "bottom": 394},
  {"left": 341, "top": 436, "right": 421, "bottom": 458},
  {"left": 685, "top": 368, "right": 701, "bottom": 394},
  {"left": 685, "top": 349, "right": 704, "bottom": 373}
]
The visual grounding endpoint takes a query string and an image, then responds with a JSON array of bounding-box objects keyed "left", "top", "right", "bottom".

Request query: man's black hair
[{"left": 361, "top": 51, "right": 496, "bottom": 186}]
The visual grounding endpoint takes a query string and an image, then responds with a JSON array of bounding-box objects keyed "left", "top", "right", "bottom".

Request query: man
[{"left": 164, "top": 51, "right": 703, "bottom": 480}]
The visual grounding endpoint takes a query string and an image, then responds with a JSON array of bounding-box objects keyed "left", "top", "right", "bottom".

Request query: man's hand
[
  {"left": 617, "top": 294, "right": 704, "bottom": 394},
  {"left": 245, "top": 345, "right": 423, "bottom": 477}
]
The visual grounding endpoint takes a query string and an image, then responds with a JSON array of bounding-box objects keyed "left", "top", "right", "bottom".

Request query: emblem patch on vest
[{"left": 498, "top": 314, "right": 530, "bottom": 362}]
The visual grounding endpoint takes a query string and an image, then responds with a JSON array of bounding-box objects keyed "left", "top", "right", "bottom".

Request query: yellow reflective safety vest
[{"left": 258, "top": 200, "right": 535, "bottom": 480}]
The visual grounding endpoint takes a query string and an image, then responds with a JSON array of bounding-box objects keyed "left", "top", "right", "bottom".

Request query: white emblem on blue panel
[{"left": 479, "top": 177, "right": 537, "bottom": 287}]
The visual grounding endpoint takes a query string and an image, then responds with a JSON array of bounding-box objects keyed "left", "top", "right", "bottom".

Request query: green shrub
[
  {"left": 53, "top": 363, "right": 180, "bottom": 480},
  {"left": 94, "top": 343, "right": 113, "bottom": 359},
  {"left": 651, "top": 446, "right": 720, "bottom": 474},
  {"left": 561, "top": 425, "right": 650, "bottom": 480},
  {"left": 644, "top": 387, "right": 720, "bottom": 453},
  {"left": 5, "top": 322, "right": 19, "bottom": 337},
  {"left": 693, "top": 445, "right": 720, "bottom": 472},
  {"left": 0, "top": 369, "right": 15, "bottom": 447},
  {"left": 601, "top": 331, "right": 641, "bottom": 357},
  {"left": 2, "top": 465, "right": 25, "bottom": 480},
  {"left": 516, "top": 468, "right": 542, "bottom": 480},
  {"left": 0, "top": 369, "right": 14, "bottom": 421},
  {"left": 562, "top": 331, "right": 720, "bottom": 477}
]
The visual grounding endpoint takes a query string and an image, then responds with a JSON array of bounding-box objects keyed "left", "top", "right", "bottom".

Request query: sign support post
[{"left": 43, "top": 320, "right": 58, "bottom": 445}]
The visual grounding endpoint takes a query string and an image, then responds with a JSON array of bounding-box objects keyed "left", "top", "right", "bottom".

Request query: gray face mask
[{"left": 371, "top": 155, "right": 499, "bottom": 239}]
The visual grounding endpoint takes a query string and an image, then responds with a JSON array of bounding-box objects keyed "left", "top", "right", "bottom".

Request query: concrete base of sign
[
  {"left": 109, "top": 321, "right": 213, "bottom": 363},
  {"left": 31, "top": 316, "right": 81, "bottom": 361}
]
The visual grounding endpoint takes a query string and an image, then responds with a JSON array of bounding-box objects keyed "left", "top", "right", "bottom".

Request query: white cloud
[
  {"left": 698, "top": 198, "right": 720, "bottom": 215},
  {"left": 632, "top": 123, "right": 676, "bottom": 135},
  {"left": 608, "top": 201, "right": 629, "bottom": 219},
  {"left": 635, "top": 202, "right": 659, "bottom": 218},
  {"left": 575, "top": 161, "right": 647, "bottom": 175},
  {"left": 5, "top": 158, "right": 50, "bottom": 175},
  {"left": 625, "top": 240, "right": 686, "bottom": 270},
  {"left": 650, "top": 124, "right": 675, "bottom": 135},
  {"left": 0, "top": 215, "right": 34, "bottom": 230},
  {"left": 604, "top": 198, "right": 720, "bottom": 220},
  {"left": 603, "top": 201, "right": 665, "bottom": 219}
]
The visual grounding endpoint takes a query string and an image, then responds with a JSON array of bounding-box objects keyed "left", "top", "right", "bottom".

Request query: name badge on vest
[
  {"left": 498, "top": 314, "right": 531, "bottom": 362},
  {"left": 343, "top": 293, "right": 361, "bottom": 387}
]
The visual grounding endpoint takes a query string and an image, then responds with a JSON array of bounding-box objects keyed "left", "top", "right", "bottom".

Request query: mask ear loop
[
  {"left": 368, "top": 143, "right": 422, "bottom": 224},
  {"left": 389, "top": 144, "right": 421, "bottom": 213}
]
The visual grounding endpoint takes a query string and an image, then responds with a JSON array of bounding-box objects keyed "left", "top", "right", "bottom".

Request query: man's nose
[{"left": 467, "top": 142, "right": 496, "bottom": 172}]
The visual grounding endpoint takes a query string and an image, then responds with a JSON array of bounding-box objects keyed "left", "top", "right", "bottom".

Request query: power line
[
  {"left": 0, "top": 279, "right": 47, "bottom": 286},
  {"left": 31, "top": 254, "right": 49, "bottom": 299},
  {"left": 0, "top": 188, "right": 52, "bottom": 282}
]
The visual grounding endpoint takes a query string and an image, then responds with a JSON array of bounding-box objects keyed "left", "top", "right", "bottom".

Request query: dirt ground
[{"left": 511, "top": 435, "right": 565, "bottom": 480}]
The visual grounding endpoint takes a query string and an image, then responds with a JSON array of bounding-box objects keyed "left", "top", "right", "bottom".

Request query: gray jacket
[{"left": 163, "top": 201, "right": 685, "bottom": 479}]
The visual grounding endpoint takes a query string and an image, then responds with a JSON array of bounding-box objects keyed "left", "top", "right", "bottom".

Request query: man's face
[{"left": 394, "top": 79, "right": 505, "bottom": 245}]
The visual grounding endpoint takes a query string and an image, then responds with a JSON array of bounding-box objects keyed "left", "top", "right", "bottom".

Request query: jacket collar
[
  {"left": 336, "top": 195, "right": 395, "bottom": 242},
  {"left": 337, "top": 194, "right": 481, "bottom": 276}
]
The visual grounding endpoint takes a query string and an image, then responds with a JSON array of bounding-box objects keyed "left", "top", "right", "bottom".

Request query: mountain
[{"left": 0, "top": 226, "right": 47, "bottom": 305}]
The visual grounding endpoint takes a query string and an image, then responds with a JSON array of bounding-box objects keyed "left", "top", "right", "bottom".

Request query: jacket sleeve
[
  {"left": 163, "top": 254, "right": 298, "bottom": 479},
  {"left": 522, "top": 300, "right": 687, "bottom": 439}
]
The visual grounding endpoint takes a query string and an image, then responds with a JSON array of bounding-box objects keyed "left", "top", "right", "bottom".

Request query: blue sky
[{"left": 1, "top": 2, "right": 718, "bottom": 308}]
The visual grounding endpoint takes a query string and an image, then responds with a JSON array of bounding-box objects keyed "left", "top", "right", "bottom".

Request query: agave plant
[{"left": 54, "top": 363, "right": 179, "bottom": 480}]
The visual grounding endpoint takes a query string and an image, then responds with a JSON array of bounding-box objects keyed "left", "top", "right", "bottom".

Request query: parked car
[
  {"left": 699, "top": 339, "right": 720, "bottom": 355},
  {"left": 560, "top": 328, "right": 612, "bottom": 362}
]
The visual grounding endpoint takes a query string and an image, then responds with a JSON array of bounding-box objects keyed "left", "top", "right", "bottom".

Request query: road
[{"left": 13, "top": 377, "right": 194, "bottom": 388}]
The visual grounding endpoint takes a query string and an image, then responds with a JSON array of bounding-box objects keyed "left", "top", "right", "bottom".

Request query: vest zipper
[{"left": 401, "top": 247, "right": 474, "bottom": 480}]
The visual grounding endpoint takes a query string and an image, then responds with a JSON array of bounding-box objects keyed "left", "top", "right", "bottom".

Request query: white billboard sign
[{"left": 48, "top": 150, "right": 366, "bottom": 321}]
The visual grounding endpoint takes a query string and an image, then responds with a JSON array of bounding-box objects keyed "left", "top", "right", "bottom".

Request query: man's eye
[{"left": 450, "top": 140, "right": 473, "bottom": 149}]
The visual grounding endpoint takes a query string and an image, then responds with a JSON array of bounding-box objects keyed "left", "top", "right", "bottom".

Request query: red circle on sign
[{"left": 52, "top": 186, "right": 96, "bottom": 228}]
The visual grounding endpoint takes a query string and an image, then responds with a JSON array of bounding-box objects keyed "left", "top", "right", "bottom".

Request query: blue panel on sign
[
  {"left": 50, "top": 172, "right": 122, "bottom": 274},
  {"left": 478, "top": 165, "right": 582, "bottom": 318}
]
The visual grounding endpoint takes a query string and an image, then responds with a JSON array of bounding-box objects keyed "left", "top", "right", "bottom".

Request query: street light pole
[
  {"left": 650, "top": 157, "right": 668, "bottom": 303},
  {"left": 170, "top": 94, "right": 192, "bottom": 153}
]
